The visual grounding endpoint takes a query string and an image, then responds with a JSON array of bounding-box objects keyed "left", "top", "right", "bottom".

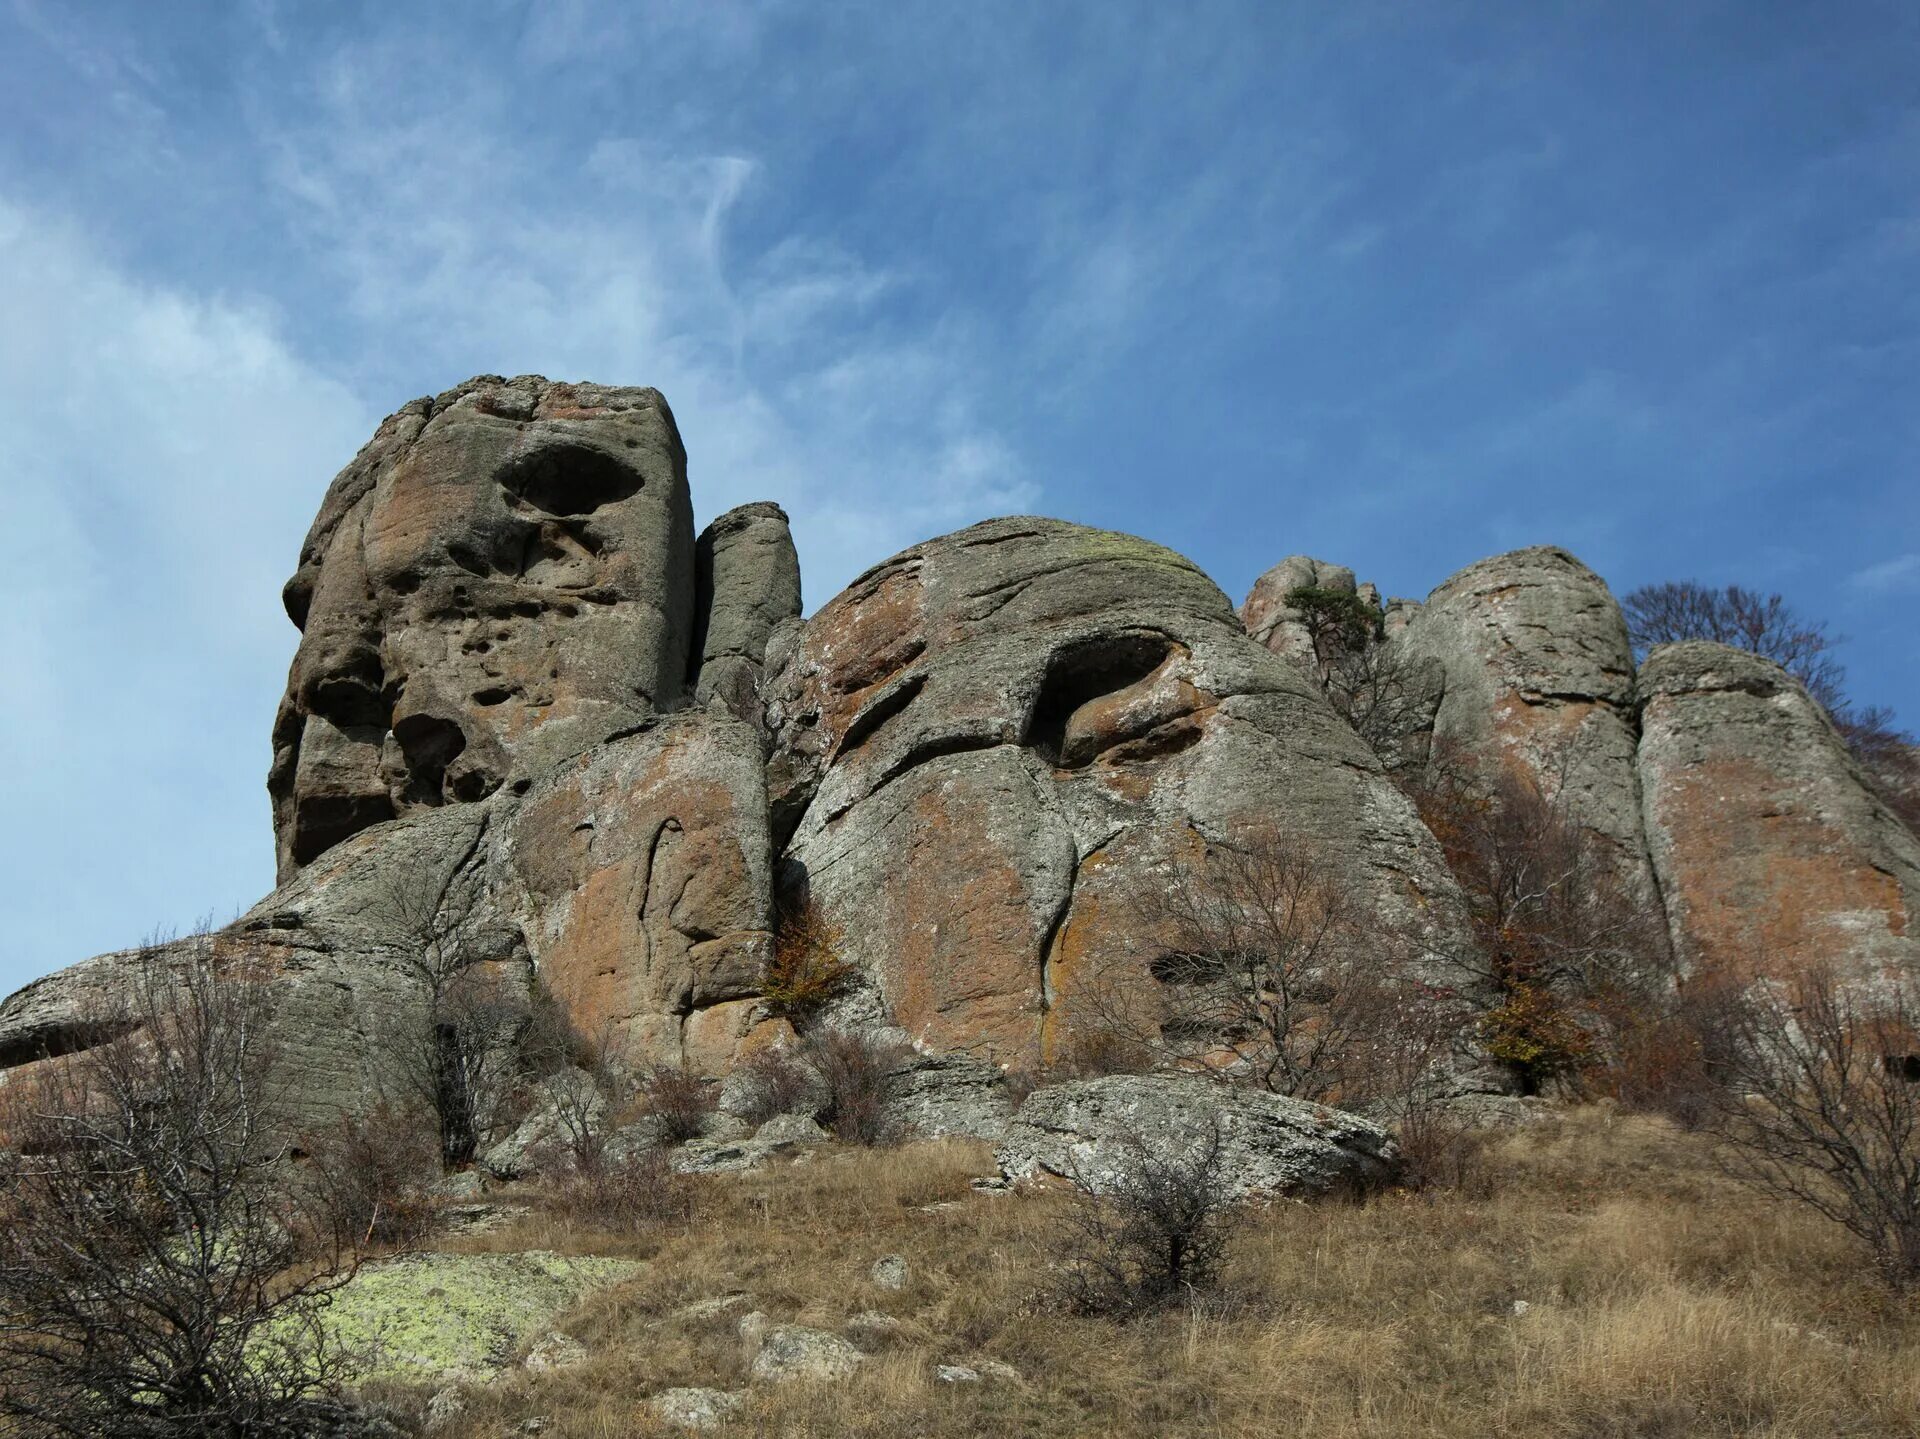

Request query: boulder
[
  {"left": 878, "top": 1050, "right": 1016, "bottom": 1141},
  {"left": 649, "top": 1388, "right": 745, "bottom": 1430},
  {"left": 764, "top": 517, "right": 1473, "bottom": 1068},
  {"left": 690, "top": 501, "right": 803, "bottom": 723},
  {"left": 1386, "top": 547, "right": 1662, "bottom": 915},
  {"left": 995, "top": 1075, "right": 1399, "bottom": 1199},
  {"left": 1636, "top": 642, "right": 1920, "bottom": 979},
  {"left": 747, "top": 1324, "right": 866, "bottom": 1383},
  {"left": 271, "top": 376, "right": 697, "bottom": 879}
]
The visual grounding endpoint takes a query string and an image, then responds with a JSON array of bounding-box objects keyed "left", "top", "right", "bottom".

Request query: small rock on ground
[
  {"left": 869, "top": 1254, "right": 909, "bottom": 1290},
  {"left": 649, "top": 1388, "right": 745, "bottom": 1430},
  {"left": 748, "top": 1324, "right": 866, "bottom": 1383}
]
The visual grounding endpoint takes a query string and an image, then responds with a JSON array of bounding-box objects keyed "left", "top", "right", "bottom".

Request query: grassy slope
[{"left": 394, "top": 1107, "right": 1920, "bottom": 1438}]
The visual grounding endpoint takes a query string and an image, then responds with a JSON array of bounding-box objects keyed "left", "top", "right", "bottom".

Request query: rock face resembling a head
[
  {"left": 764, "top": 516, "right": 1472, "bottom": 1066},
  {"left": 269, "top": 376, "right": 696, "bottom": 879}
]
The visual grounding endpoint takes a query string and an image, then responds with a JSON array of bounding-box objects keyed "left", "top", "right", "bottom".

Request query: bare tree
[
  {"left": 1622, "top": 580, "right": 1913, "bottom": 777},
  {"left": 362, "top": 854, "right": 529, "bottom": 1169},
  {"left": 1083, "top": 830, "right": 1418, "bottom": 1103},
  {"left": 0, "top": 943, "right": 358, "bottom": 1436},
  {"left": 1410, "top": 749, "right": 1671, "bottom": 1093},
  {"left": 1701, "top": 965, "right": 1920, "bottom": 1292},
  {"left": 1053, "top": 1118, "right": 1241, "bottom": 1317},
  {"left": 1284, "top": 585, "right": 1434, "bottom": 771},
  {"left": 1622, "top": 581, "right": 1846, "bottom": 707}
]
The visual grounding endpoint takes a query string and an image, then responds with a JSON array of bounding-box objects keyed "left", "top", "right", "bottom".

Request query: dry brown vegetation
[{"left": 404, "top": 1107, "right": 1920, "bottom": 1438}]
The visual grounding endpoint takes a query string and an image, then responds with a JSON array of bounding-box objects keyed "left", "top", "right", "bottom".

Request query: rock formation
[
  {"left": 1636, "top": 641, "right": 1920, "bottom": 979},
  {"left": 3, "top": 374, "right": 1915, "bottom": 1131},
  {"left": 765, "top": 517, "right": 1472, "bottom": 1065},
  {"left": 1381, "top": 547, "right": 1664, "bottom": 915},
  {"left": 271, "top": 375, "right": 698, "bottom": 881},
  {"left": 689, "top": 501, "right": 803, "bottom": 724}
]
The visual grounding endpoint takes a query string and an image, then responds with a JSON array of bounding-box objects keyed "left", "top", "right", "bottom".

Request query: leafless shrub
[
  {"left": 725, "top": 1045, "right": 821, "bottom": 1127},
  {"left": 1410, "top": 749, "right": 1673, "bottom": 1094},
  {"left": 805, "top": 1028, "right": 910, "bottom": 1146},
  {"left": 1084, "top": 830, "right": 1424, "bottom": 1104},
  {"left": 0, "top": 943, "right": 358, "bottom": 1436},
  {"left": 640, "top": 1064, "right": 714, "bottom": 1144},
  {"left": 1699, "top": 965, "right": 1920, "bottom": 1292},
  {"left": 1053, "top": 1119, "right": 1242, "bottom": 1317},
  {"left": 515, "top": 1002, "right": 632, "bottom": 1176},
  {"left": 547, "top": 1148, "right": 691, "bottom": 1229},
  {"left": 362, "top": 856, "right": 531, "bottom": 1169},
  {"left": 1392, "top": 1111, "right": 1495, "bottom": 1197},
  {"left": 302, "top": 1101, "right": 443, "bottom": 1251}
]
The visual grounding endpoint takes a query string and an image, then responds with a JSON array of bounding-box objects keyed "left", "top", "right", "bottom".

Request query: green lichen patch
[{"left": 315, "top": 1250, "right": 643, "bottom": 1383}]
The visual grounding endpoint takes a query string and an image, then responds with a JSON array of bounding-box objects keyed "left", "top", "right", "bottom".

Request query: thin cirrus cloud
[{"left": 1853, "top": 555, "right": 1920, "bottom": 594}]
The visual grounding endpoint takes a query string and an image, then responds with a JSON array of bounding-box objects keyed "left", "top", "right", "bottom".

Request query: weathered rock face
[
  {"left": 270, "top": 375, "right": 697, "bottom": 880},
  {"left": 0, "top": 712, "right": 780, "bottom": 1122},
  {"left": 1387, "top": 546, "right": 1661, "bottom": 913},
  {"left": 1636, "top": 641, "right": 1920, "bottom": 979},
  {"left": 0, "top": 801, "right": 530, "bottom": 1128},
  {"left": 995, "top": 1075, "right": 1399, "bottom": 1199},
  {"left": 1239, "top": 555, "right": 1367, "bottom": 671},
  {"left": 765, "top": 516, "right": 1474, "bottom": 1065},
  {"left": 497, "top": 711, "right": 778, "bottom": 1068},
  {"left": 690, "top": 502, "right": 803, "bottom": 724}
]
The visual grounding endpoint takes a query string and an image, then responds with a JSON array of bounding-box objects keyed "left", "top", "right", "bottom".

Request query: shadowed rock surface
[{"left": 1636, "top": 641, "right": 1920, "bottom": 979}]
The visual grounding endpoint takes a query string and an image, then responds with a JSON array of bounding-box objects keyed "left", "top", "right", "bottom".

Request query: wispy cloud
[
  {"left": 247, "top": 24, "right": 1034, "bottom": 603},
  {"left": 1853, "top": 553, "right": 1920, "bottom": 593}
]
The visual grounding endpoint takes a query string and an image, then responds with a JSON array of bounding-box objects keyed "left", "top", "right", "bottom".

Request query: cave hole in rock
[
  {"left": 305, "top": 651, "right": 388, "bottom": 728},
  {"left": 1024, "top": 632, "right": 1176, "bottom": 766},
  {"left": 393, "top": 713, "right": 468, "bottom": 807},
  {"left": 497, "top": 443, "right": 643, "bottom": 516}
]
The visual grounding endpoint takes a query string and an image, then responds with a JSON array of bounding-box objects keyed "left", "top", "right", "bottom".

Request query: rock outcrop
[
  {"left": 995, "top": 1075, "right": 1399, "bottom": 1199},
  {"left": 1386, "top": 547, "right": 1662, "bottom": 914},
  {"left": 1239, "top": 555, "right": 1374, "bottom": 671},
  {"left": 765, "top": 517, "right": 1473, "bottom": 1065},
  {"left": 5, "top": 374, "right": 1915, "bottom": 1136},
  {"left": 498, "top": 710, "right": 778, "bottom": 1066},
  {"left": 1636, "top": 641, "right": 1920, "bottom": 979},
  {"left": 690, "top": 502, "right": 804, "bottom": 724},
  {"left": 270, "top": 375, "right": 697, "bottom": 880}
]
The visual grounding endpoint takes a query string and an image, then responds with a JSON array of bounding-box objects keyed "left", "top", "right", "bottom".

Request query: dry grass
[{"left": 413, "top": 1107, "right": 1920, "bottom": 1437}]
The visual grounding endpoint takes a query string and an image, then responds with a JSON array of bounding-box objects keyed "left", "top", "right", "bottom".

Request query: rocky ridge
[{"left": 3, "top": 375, "right": 1914, "bottom": 1124}]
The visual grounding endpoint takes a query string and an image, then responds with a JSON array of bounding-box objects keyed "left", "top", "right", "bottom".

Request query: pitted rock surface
[
  {"left": 765, "top": 516, "right": 1474, "bottom": 1066},
  {"left": 271, "top": 375, "right": 697, "bottom": 879},
  {"left": 1636, "top": 642, "right": 1920, "bottom": 978},
  {"left": 1387, "top": 546, "right": 1662, "bottom": 915}
]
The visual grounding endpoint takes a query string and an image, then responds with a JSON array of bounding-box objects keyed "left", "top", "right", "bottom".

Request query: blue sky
[{"left": 2, "top": 1, "right": 1916, "bottom": 991}]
